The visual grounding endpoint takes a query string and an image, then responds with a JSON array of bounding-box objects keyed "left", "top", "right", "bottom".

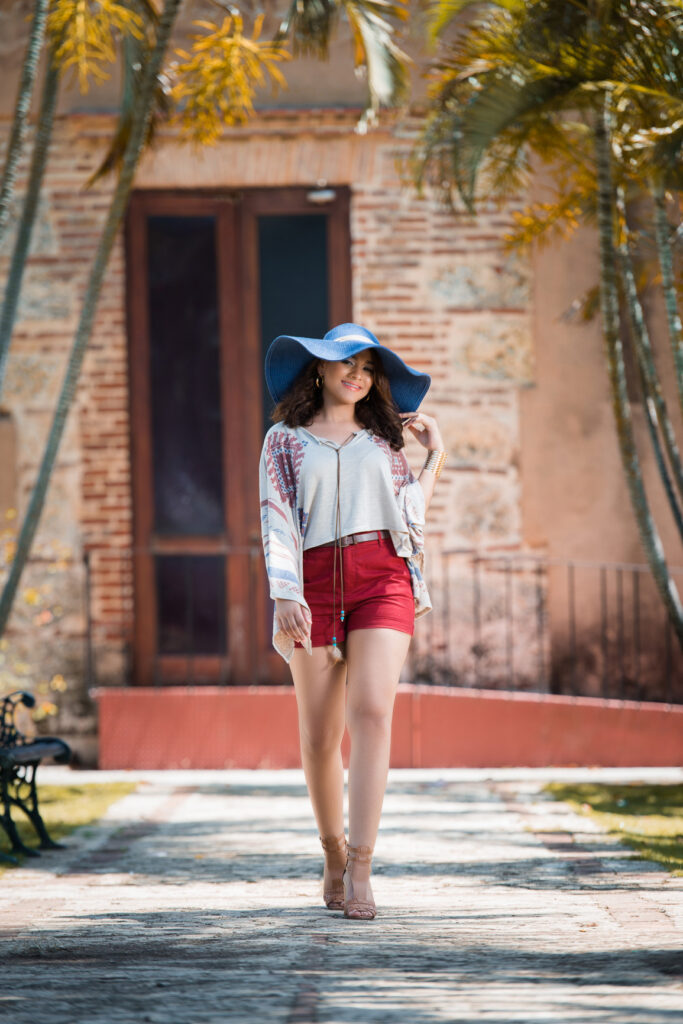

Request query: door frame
[{"left": 125, "top": 187, "right": 352, "bottom": 686}]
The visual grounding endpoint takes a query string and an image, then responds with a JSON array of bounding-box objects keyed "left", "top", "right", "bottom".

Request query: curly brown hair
[{"left": 271, "top": 349, "right": 405, "bottom": 450}]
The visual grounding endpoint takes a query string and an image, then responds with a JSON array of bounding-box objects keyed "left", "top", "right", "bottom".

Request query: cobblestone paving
[{"left": 1, "top": 767, "right": 682, "bottom": 1023}]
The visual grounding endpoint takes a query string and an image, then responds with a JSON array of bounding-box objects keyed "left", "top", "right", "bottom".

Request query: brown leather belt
[{"left": 317, "top": 530, "right": 391, "bottom": 550}]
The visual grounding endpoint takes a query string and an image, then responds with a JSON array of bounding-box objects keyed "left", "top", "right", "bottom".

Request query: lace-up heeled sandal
[
  {"left": 343, "top": 844, "right": 376, "bottom": 920},
  {"left": 320, "top": 833, "right": 347, "bottom": 910}
]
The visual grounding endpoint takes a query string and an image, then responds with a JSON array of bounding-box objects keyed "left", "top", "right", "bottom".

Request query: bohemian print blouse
[{"left": 258, "top": 422, "right": 431, "bottom": 663}]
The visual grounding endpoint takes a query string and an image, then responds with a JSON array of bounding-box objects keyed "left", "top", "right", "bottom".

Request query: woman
[{"left": 259, "top": 322, "right": 446, "bottom": 920}]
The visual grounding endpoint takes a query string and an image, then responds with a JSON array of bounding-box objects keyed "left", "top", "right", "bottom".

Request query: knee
[
  {"left": 346, "top": 698, "right": 392, "bottom": 737},
  {"left": 299, "top": 722, "right": 343, "bottom": 759}
]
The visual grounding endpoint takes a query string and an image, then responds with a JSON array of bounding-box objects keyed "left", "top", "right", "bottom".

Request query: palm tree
[
  {"left": 615, "top": 184, "right": 683, "bottom": 523},
  {"left": 593, "top": 94, "right": 683, "bottom": 644},
  {"left": 652, "top": 181, "right": 683, "bottom": 420},
  {"left": 0, "top": 0, "right": 49, "bottom": 245},
  {"left": 415, "top": 0, "right": 683, "bottom": 646}
]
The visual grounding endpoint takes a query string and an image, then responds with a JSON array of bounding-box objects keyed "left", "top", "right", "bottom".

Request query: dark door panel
[
  {"left": 148, "top": 215, "right": 224, "bottom": 536},
  {"left": 258, "top": 213, "right": 330, "bottom": 433}
]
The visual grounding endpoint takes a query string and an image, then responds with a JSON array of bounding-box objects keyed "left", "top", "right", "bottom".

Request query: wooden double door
[{"left": 125, "top": 187, "right": 351, "bottom": 685}]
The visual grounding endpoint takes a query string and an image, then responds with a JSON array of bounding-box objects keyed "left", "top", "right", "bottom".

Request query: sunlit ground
[
  {"left": 545, "top": 782, "right": 683, "bottom": 874},
  {"left": 1, "top": 770, "right": 681, "bottom": 1023},
  {"left": 0, "top": 782, "right": 138, "bottom": 871}
]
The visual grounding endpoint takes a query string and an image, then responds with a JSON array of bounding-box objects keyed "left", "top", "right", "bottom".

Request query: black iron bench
[{"left": 0, "top": 690, "right": 71, "bottom": 860}]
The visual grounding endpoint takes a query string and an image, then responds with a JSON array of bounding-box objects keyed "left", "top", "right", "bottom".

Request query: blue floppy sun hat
[{"left": 265, "top": 322, "right": 431, "bottom": 413}]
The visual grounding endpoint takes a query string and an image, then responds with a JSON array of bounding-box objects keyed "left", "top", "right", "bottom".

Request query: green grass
[
  {"left": 544, "top": 782, "right": 683, "bottom": 875},
  {"left": 0, "top": 781, "right": 138, "bottom": 871}
]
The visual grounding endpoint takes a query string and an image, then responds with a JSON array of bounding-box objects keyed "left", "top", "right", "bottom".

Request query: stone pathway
[{"left": 1, "top": 767, "right": 682, "bottom": 1023}]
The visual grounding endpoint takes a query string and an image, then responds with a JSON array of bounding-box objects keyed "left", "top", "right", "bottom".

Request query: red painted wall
[{"left": 95, "top": 685, "right": 683, "bottom": 769}]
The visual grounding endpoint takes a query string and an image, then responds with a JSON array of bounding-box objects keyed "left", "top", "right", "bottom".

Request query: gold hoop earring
[{"left": 316, "top": 375, "right": 323, "bottom": 389}]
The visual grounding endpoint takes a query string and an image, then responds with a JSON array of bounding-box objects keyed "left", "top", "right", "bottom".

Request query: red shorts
[{"left": 294, "top": 534, "right": 415, "bottom": 648}]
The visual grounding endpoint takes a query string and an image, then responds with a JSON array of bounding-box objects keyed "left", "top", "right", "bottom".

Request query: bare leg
[
  {"left": 344, "top": 627, "right": 411, "bottom": 916},
  {"left": 290, "top": 646, "right": 347, "bottom": 895}
]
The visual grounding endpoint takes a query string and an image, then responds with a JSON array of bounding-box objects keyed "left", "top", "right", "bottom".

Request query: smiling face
[{"left": 318, "top": 350, "right": 377, "bottom": 406}]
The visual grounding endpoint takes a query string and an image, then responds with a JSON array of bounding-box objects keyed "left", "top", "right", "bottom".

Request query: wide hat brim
[{"left": 265, "top": 324, "right": 431, "bottom": 413}]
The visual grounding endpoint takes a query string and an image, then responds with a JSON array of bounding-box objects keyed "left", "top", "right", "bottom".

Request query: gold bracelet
[{"left": 423, "top": 449, "right": 447, "bottom": 479}]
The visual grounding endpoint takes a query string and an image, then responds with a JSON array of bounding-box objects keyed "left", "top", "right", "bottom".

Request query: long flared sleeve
[
  {"left": 258, "top": 427, "right": 313, "bottom": 661},
  {"left": 387, "top": 448, "right": 432, "bottom": 618}
]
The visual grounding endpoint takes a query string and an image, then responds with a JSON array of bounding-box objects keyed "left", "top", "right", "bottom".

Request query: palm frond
[
  {"left": 504, "top": 187, "right": 591, "bottom": 252},
  {"left": 87, "top": 36, "right": 171, "bottom": 184},
  {"left": 170, "top": 13, "right": 290, "bottom": 144},
  {"left": 48, "top": 0, "right": 145, "bottom": 93},
  {"left": 420, "top": 0, "right": 683, "bottom": 211},
  {"left": 451, "top": 71, "right": 584, "bottom": 209},
  {"left": 276, "top": 0, "right": 338, "bottom": 59},
  {"left": 426, "top": 0, "right": 524, "bottom": 45},
  {"left": 276, "top": 0, "right": 409, "bottom": 109},
  {"left": 342, "top": 0, "right": 409, "bottom": 109}
]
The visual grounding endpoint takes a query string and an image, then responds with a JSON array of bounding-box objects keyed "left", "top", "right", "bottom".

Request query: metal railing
[{"left": 409, "top": 548, "right": 683, "bottom": 704}]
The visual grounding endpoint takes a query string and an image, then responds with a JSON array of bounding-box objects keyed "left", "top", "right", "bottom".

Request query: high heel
[
  {"left": 343, "top": 844, "right": 376, "bottom": 920},
  {"left": 320, "top": 833, "right": 347, "bottom": 910}
]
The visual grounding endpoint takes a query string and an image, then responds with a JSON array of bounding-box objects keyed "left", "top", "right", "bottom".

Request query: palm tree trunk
[
  {"left": 618, "top": 263, "right": 683, "bottom": 538},
  {"left": 615, "top": 187, "right": 683, "bottom": 519},
  {"left": 634, "top": 354, "right": 683, "bottom": 536},
  {"left": 0, "top": 0, "right": 49, "bottom": 245},
  {"left": 651, "top": 179, "right": 683, "bottom": 421},
  {"left": 594, "top": 96, "right": 683, "bottom": 647},
  {"left": 0, "top": 51, "right": 60, "bottom": 395},
  {"left": 0, "top": 0, "right": 184, "bottom": 637}
]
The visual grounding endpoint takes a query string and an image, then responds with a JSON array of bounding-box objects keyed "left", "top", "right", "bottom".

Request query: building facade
[{"left": 1, "top": 2, "right": 681, "bottom": 762}]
